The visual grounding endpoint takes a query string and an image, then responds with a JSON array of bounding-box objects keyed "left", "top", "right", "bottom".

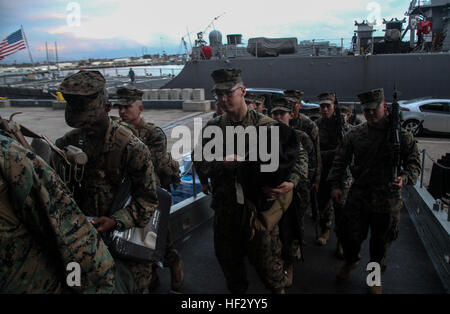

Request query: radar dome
[{"left": 209, "top": 30, "right": 223, "bottom": 46}]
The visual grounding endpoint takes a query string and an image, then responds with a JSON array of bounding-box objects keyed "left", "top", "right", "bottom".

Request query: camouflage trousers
[
  {"left": 161, "top": 228, "right": 181, "bottom": 268},
  {"left": 337, "top": 186, "right": 401, "bottom": 265},
  {"left": 115, "top": 259, "right": 153, "bottom": 294},
  {"left": 317, "top": 178, "right": 351, "bottom": 234},
  {"left": 213, "top": 205, "right": 289, "bottom": 294}
]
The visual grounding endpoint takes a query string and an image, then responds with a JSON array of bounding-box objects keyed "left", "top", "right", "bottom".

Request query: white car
[{"left": 399, "top": 98, "right": 450, "bottom": 136}]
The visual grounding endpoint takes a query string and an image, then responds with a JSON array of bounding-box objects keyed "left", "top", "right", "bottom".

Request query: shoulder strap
[
  {"left": 0, "top": 178, "right": 19, "bottom": 226},
  {"left": 256, "top": 113, "right": 273, "bottom": 127},
  {"left": 106, "top": 126, "right": 133, "bottom": 180}
]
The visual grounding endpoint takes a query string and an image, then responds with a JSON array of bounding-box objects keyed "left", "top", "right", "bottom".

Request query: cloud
[{"left": 1, "top": 0, "right": 413, "bottom": 63}]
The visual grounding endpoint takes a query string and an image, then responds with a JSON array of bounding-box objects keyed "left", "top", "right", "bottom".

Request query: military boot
[
  {"left": 316, "top": 230, "right": 330, "bottom": 246},
  {"left": 380, "top": 257, "right": 388, "bottom": 274},
  {"left": 170, "top": 251, "right": 184, "bottom": 292},
  {"left": 336, "top": 241, "right": 344, "bottom": 260},
  {"left": 272, "top": 288, "right": 286, "bottom": 294},
  {"left": 284, "top": 264, "right": 294, "bottom": 288},
  {"left": 336, "top": 261, "right": 359, "bottom": 281},
  {"left": 148, "top": 265, "right": 160, "bottom": 290},
  {"left": 368, "top": 283, "right": 382, "bottom": 294}
]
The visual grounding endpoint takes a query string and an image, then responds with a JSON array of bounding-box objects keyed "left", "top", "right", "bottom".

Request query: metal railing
[{"left": 420, "top": 148, "right": 450, "bottom": 221}]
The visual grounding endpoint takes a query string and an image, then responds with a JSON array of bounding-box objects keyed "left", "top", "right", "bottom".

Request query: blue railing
[{"left": 171, "top": 154, "right": 202, "bottom": 205}]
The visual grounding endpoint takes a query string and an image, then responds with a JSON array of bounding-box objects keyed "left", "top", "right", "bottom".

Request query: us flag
[{"left": 0, "top": 29, "right": 26, "bottom": 61}]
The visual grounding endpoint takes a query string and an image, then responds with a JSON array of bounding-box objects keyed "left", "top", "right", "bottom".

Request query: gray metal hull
[{"left": 164, "top": 53, "right": 450, "bottom": 102}]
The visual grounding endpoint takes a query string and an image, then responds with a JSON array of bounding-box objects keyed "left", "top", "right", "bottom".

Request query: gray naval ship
[
  {"left": 164, "top": 0, "right": 450, "bottom": 103},
  {"left": 157, "top": 0, "right": 450, "bottom": 295},
  {"left": 1, "top": 0, "right": 448, "bottom": 297}
]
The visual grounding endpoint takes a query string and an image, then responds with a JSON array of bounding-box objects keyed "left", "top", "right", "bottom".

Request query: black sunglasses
[{"left": 213, "top": 86, "right": 242, "bottom": 99}]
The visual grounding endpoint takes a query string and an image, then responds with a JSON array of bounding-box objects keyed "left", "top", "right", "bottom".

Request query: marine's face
[
  {"left": 214, "top": 84, "right": 245, "bottom": 114},
  {"left": 364, "top": 102, "right": 388, "bottom": 126},
  {"left": 320, "top": 102, "right": 335, "bottom": 119},
  {"left": 271, "top": 110, "right": 290, "bottom": 126},
  {"left": 245, "top": 100, "right": 257, "bottom": 110},
  {"left": 256, "top": 103, "right": 265, "bottom": 113},
  {"left": 118, "top": 100, "right": 143, "bottom": 125}
]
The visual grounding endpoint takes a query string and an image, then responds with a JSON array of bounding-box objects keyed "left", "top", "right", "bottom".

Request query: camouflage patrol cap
[
  {"left": 317, "top": 92, "right": 336, "bottom": 105},
  {"left": 211, "top": 68, "right": 243, "bottom": 90},
  {"left": 254, "top": 95, "right": 265, "bottom": 105},
  {"left": 59, "top": 70, "right": 106, "bottom": 96},
  {"left": 59, "top": 71, "right": 107, "bottom": 128},
  {"left": 115, "top": 86, "right": 144, "bottom": 106},
  {"left": 341, "top": 104, "right": 353, "bottom": 113},
  {"left": 340, "top": 105, "right": 351, "bottom": 113},
  {"left": 284, "top": 90, "right": 304, "bottom": 103},
  {"left": 244, "top": 92, "right": 257, "bottom": 104},
  {"left": 357, "top": 88, "right": 385, "bottom": 109},
  {"left": 271, "top": 97, "right": 293, "bottom": 113}
]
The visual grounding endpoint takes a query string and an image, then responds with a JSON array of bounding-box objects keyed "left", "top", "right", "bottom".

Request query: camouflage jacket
[
  {"left": 315, "top": 114, "right": 351, "bottom": 176},
  {"left": 290, "top": 113, "right": 321, "bottom": 185},
  {"left": 55, "top": 118, "right": 158, "bottom": 230},
  {"left": 327, "top": 122, "right": 421, "bottom": 191},
  {"left": 132, "top": 118, "right": 180, "bottom": 190},
  {"left": 295, "top": 129, "right": 317, "bottom": 185},
  {"left": 0, "top": 130, "right": 115, "bottom": 293},
  {"left": 194, "top": 109, "right": 308, "bottom": 210},
  {"left": 133, "top": 118, "right": 167, "bottom": 173}
]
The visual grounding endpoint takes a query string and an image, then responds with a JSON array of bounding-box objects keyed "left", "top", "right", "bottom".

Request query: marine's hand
[
  {"left": 312, "top": 183, "right": 319, "bottom": 192},
  {"left": 201, "top": 184, "right": 211, "bottom": 194},
  {"left": 223, "top": 154, "right": 244, "bottom": 170},
  {"left": 331, "top": 188, "right": 343, "bottom": 203},
  {"left": 91, "top": 216, "right": 116, "bottom": 232},
  {"left": 389, "top": 176, "right": 404, "bottom": 190},
  {"left": 263, "top": 182, "right": 294, "bottom": 201},
  {"left": 272, "top": 182, "right": 294, "bottom": 195}
]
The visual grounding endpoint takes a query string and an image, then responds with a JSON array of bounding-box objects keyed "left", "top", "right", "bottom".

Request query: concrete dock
[{"left": 0, "top": 107, "right": 446, "bottom": 189}]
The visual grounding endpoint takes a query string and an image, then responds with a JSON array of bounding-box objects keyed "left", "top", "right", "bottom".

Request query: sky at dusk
[{"left": 0, "top": 0, "right": 413, "bottom": 64}]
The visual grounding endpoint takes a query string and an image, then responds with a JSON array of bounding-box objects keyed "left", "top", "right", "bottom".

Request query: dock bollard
[
  {"left": 433, "top": 199, "right": 443, "bottom": 211},
  {"left": 420, "top": 149, "right": 426, "bottom": 188},
  {"left": 192, "top": 164, "right": 197, "bottom": 198}
]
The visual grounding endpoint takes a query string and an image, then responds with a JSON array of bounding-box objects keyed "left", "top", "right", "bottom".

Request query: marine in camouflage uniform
[
  {"left": 270, "top": 97, "right": 313, "bottom": 262},
  {"left": 286, "top": 90, "right": 322, "bottom": 189},
  {"left": 244, "top": 92, "right": 258, "bottom": 111},
  {"left": 327, "top": 88, "right": 421, "bottom": 293},
  {"left": 114, "top": 86, "right": 184, "bottom": 292},
  {"left": 254, "top": 95, "right": 267, "bottom": 115},
  {"left": 314, "top": 92, "right": 352, "bottom": 248},
  {"left": 55, "top": 71, "right": 159, "bottom": 294},
  {"left": 285, "top": 90, "right": 322, "bottom": 229},
  {"left": 342, "top": 105, "right": 363, "bottom": 126},
  {"left": 194, "top": 69, "right": 308, "bottom": 294},
  {"left": 0, "top": 129, "right": 115, "bottom": 293}
]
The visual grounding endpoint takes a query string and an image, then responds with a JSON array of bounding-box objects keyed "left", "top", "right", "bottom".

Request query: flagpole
[{"left": 21, "top": 25, "right": 34, "bottom": 65}]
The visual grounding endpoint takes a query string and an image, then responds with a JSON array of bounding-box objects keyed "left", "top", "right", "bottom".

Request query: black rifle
[
  {"left": 334, "top": 94, "right": 346, "bottom": 143},
  {"left": 390, "top": 86, "right": 401, "bottom": 184},
  {"left": 311, "top": 188, "right": 320, "bottom": 240}
]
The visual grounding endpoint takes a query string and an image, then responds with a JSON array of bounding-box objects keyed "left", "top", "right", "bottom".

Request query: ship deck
[
  {"left": 0, "top": 107, "right": 448, "bottom": 295},
  {"left": 154, "top": 202, "right": 446, "bottom": 294}
]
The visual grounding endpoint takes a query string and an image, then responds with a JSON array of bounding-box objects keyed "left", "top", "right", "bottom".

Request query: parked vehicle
[
  {"left": 245, "top": 87, "right": 320, "bottom": 120},
  {"left": 399, "top": 98, "right": 450, "bottom": 136}
]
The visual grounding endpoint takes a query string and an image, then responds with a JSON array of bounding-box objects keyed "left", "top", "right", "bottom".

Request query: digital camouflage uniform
[
  {"left": 327, "top": 89, "right": 421, "bottom": 267},
  {"left": 286, "top": 91, "right": 321, "bottom": 188},
  {"left": 270, "top": 96, "right": 312, "bottom": 261},
  {"left": 56, "top": 71, "right": 159, "bottom": 293},
  {"left": 115, "top": 86, "right": 183, "bottom": 290},
  {"left": 194, "top": 69, "right": 308, "bottom": 293},
  {"left": 315, "top": 93, "right": 352, "bottom": 237},
  {"left": 0, "top": 130, "right": 115, "bottom": 293},
  {"left": 115, "top": 87, "right": 181, "bottom": 191}
]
